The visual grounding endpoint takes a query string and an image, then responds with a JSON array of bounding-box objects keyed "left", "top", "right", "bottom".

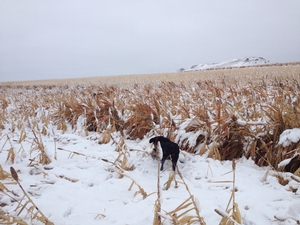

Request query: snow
[
  {"left": 1, "top": 125, "right": 300, "bottom": 225},
  {"left": 278, "top": 128, "right": 300, "bottom": 147},
  {"left": 178, "top": 57, "right": 270, "bottom": 72}
]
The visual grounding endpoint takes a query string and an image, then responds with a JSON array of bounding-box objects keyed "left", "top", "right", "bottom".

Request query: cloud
[{"left": 1, "top": 0, "right": 300, "bottom": 81}]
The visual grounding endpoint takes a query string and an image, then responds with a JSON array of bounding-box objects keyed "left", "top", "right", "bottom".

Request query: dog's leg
[
  {"left": 160, "top": 157, "right": 166, "bottom": 171},
  {"left": 171, "top": 162, "right": 177, "bottom": 172},
  {"left": 171, "top": 153, "right": 179, "bottom": 172}
]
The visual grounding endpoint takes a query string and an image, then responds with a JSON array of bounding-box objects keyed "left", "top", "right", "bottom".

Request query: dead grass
[
  {"left": 1, "top": 64, "right": 300, "bottom": 169},
  {"left": 1, "top": 64, "right": 300, "bottom": 224}
]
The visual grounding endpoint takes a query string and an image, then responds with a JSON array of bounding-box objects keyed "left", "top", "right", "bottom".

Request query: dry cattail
[{"left": 10, "top": 167, "right": 18, "bottom": 181}]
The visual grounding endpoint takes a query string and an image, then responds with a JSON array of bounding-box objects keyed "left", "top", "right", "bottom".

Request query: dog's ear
[{"left": 149, "top": 138, "right": 154, "bottom": 143}]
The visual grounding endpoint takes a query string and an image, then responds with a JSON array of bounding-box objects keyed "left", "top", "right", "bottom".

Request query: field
[{"left": 1, "top": 64, "right": 300, "bottom": 224}]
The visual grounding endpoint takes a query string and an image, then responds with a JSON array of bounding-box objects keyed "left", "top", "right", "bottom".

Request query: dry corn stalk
[
  {"left": 153, "top": 142, "right": 162, "bottom": 225},
  {"left": 3, "top": 134, "right": 15, "bottom": 163},
  {"left": 19, "top": 128, "right": 27, "bottom": 143},
  {"left": 113, "top": 149, "right": 135, "bottom": 178},
  {"left": 162, "top": 167, "right": 206, "bottom": 225},
  {"left": 215, "top": 207, "right": 241, "bottom": 225},
  {"left": 0, "top": 181, "right": 11, "bottom": 192},
  {"left": 101, "top": 158, "right": 151, "bottom": 199},
  {"left": 164, "top": 171, "right": 178, "bottom": 190},
  {"left": 207, "top": 140, "right": 221, "bottom": 160},
  {"left": 99, "top": 130, "right": 111, "bottom": 144},
  {"left": 58, "top": 175, "right": 79, "bottom": 183},
  {"left": 114, "top": 136, "right": 125, "bottom": 152},
  {"left": 94, "top": 212, "right": 106, "bottom": 220},
  {"left": 10, "top": 167, "right": 54, "bottom": 225},
  {"left": 166, "top": 196, "right": 203, "bottom": 225},
  {"left": 117, "top": 154, "right": 130, "bottom": 177},
  {"left": 0, "top": 214, "right": 28, "bottom": 225},
  {"left": 30, "top": 129, "right": 51, "bottom": 165},
  {"left": 215, "top": 160, "right": 242, "bottom": 225},
  {"left": 6, "top": 147, "right": 15, "bottom": 164},
  {"left": 121, "top": 169, "right": 152, "bottom": 199},
  {"left": 0, "top": 165, "right": 11, "bottom": 180}
]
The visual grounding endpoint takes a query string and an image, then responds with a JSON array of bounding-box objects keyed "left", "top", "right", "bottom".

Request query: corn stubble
[
  {"left": 0, "top": 65, "right": 300, "bottom": 224},
  {"left": 2, "top": 66, "right": 299, "bottom": 169},
  {"left": 213, "top": 160, "right": 242, "bottom": 225},
  {"left": 160, "top": 168, "right": 206, "bottom": 225}
]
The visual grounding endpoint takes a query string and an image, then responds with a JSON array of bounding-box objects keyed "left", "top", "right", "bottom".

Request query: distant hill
[{"left": 178, "top": 56, "right": 270, "bottom": 72}]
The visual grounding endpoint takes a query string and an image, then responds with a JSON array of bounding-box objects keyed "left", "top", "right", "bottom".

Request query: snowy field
[
  {"left": 1, "top": 125, "right": 300, "bottom": 225},
  {"left": 1, "top": 65, "right": 300, "bottom": 224}
]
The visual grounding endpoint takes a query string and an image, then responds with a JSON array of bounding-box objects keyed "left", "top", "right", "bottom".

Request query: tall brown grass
[
  {"left": 1, "top": 64, "right": 300, "bottom": 224},
  {"left": 1, "top": 65, "right": 300, "bottom": 170}
]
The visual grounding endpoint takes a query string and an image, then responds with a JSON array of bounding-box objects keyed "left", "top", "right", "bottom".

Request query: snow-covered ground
[
  {"left": 1, "top": 124, "right": 300, "bottom": 224},
  {"left": 178, "top": 57, "right": 270, "bottom": 72}
]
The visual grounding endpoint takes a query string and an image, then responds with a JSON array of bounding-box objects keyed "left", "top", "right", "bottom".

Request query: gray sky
[{"left": 1, "top": 1, "right": 300, "bottom": 82}]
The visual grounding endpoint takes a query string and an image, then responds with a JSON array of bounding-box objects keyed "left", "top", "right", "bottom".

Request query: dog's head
[
  {"left": 149, "top": 137, "right": 157, "bottom": 144},
  {"left": 150, "top": 137, "right": 160, "bottom": 158},
  {"left": 149, "top": 136, "right": 169, "bottom": 145}
]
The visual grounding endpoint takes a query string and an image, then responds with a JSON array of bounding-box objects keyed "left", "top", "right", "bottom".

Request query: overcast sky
[{"left": 1, "top": 1, "right": 300, "bottom": 82}]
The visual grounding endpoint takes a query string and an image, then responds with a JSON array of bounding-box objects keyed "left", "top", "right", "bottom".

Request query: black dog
[{"left": 149, "top": 136, "right": 179, "bottom": 172}]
